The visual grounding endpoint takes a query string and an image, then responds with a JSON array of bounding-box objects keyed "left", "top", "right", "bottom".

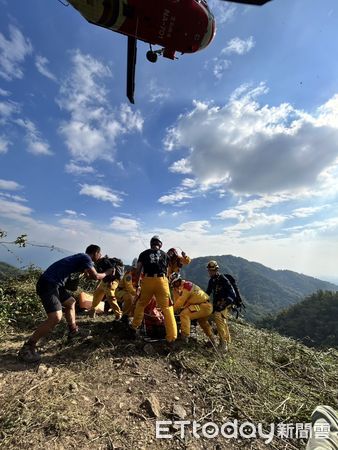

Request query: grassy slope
[
  {"left": 0, "top": 316, "right": 337, "bottom": 450},
  {"left": 0, "top": 274, "right": 337, "bottom": 449}
]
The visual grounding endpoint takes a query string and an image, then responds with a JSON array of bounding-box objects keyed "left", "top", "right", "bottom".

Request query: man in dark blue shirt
[{"left": 19, "top": 244, "right": 112, "bottom": 363}]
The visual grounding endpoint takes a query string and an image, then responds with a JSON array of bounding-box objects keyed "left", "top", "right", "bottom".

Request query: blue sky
[{"left": 1, "top": 0, "right": 338, "bottom": 281}]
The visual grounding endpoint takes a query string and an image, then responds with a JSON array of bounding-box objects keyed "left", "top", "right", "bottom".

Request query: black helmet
[{"left": 150, "top": 235, "right": 162, "bottom": 247}]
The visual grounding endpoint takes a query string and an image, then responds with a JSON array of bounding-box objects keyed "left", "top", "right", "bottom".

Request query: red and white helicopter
[{"left": 66, "top": 0, "right": 271, "bottom": 103}]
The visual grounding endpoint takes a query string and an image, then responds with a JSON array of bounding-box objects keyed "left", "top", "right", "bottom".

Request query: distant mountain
[
  {"left": 259, "top": 290, "right": 338, "bottom": 348},
  {"left": 181, "top": 255, "right": 338, "bottom": 322},
  {"left": 0, "top": 262, "right": 21, "bottom": 280}
]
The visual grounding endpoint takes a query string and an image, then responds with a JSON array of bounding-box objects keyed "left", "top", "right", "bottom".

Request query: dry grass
[{"left": 0, "top": 316, "right": 337, "bottom": 450}]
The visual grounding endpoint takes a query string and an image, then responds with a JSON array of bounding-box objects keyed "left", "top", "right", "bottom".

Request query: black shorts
[{"left": 36, "top": 277, "right": 73, "bottom": 314}]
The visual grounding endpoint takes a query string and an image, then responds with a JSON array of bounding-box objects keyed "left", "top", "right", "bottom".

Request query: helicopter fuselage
[{"left": 68, "top": 0, "right": 216, "bottom": 59}]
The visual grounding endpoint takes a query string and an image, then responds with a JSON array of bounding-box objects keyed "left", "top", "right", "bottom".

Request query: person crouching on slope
[
  {"left": 89, "top": 257, "right": 124, "bottom": 320},
  {"left": 115, "top": 257, "right": 139, "bottom": 324},
  {"left": 206, "top": 260, "right": 234, "bottom": 352},
  {"left": 130, "top": 235, "right": 177, "bottom": 344},
  {"left": 170, "top": 272, "right": 215, "bottom": 345},
  {"left": 18, "top": 245, "right": 113, "bottom": 363}
]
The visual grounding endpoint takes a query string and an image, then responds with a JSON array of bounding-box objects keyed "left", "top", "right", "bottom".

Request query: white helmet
[
  {"left": 169, "top": 272, "right": 181, "bottom": 286},
  {"left": 131, "top": 258, "right": 138, "bottom": 268}
]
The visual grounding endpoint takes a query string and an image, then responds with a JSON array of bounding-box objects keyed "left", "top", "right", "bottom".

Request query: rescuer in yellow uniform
[
  {"left": 116, "top": 258, "right": 139, "bottom": 322},
  {"left": 131, "top": 235, "right": 177, "bottom": 343},
  {"left": 167, "top": 248, "right": 191, "bottom": 277},
  {"left": 170, "top": 272, "right": 215, "bottom": 344},
  {"left": 90, "top": 266, "right": 122, "bottom": 319}
]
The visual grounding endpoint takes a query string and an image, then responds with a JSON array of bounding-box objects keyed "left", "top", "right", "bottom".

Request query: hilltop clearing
[{"left": 0, "top": 315, "right": 337, "bottom": 450}]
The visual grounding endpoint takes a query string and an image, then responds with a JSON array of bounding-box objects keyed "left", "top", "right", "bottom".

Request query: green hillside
[
  {"left": 259, "top": 290, "right": 338, "bottom": 348},
  {"left": 181, "top": 255, "right": 338, "bottom": 322},
  {"left": 0, "top": 262, "right": 21, "bottom": 280}
]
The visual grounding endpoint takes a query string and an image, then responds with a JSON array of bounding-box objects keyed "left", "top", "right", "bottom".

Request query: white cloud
[
  {"left": 0, "top": 198, "right": 33, "bottom": 221},
  {"left": 169, "top": 158, "right": 192, "bottom": 174},
  {"left": 222, "top": 36, "right": 255, "bottom": 55},
  {"left": 164, "top": 84, "right": 338, "bottom": 194},
  {"left": 15, "top": 118, "right": 53, "bottom": 155},
  {"left": 212, "top": 57, "right": 231, "bottom": 80},
  {"left": 208, "top": 1, "right": 237, "bottom": 25},
  {"left": 65, "top": 209, "right": 77, "bottom": 216},
  {"left": 291, "top": 206, "right": 328, "bottom": 218},
  {"left": 0, "top": 179, "right": 22, "bottom": 190},
  {"left": 158, "top": 190, "right": 193, "bottom": 205},
  {"left": 0, "top": 88, "right": 10, "bottom": 96},
  {"left": 58, "top": 50, "right": 143, "bottom": 164},
  {"left": 0, "top": 99, "right": 19, "bottom": 123},
  {"left": 79, "top": 184, "right": 123, "bottom": 207},
  {"left": 0, "top": 25, "right": 32, "bottom": 81},
  {"left": 177, "top": 220, "right": 210, "bottom": 233},
  {"left": 0, "top": 135, "right": 10, "bottom": 153},
  {"left": 65, "top": 161, "right": 95, "bottom": 175},
  {"left": 35, "top": 55, "right": 57, "bottom": 82},
  {"left": 148, "top": 79, "right": 171, "bottom": 103},
  {"left": 110, "top": 216, "right": 140, "bottom": 232}
]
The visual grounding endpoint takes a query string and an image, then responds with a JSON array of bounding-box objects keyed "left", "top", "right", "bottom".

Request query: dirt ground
[{"left": 0, "top": 316, "right": 333, "bottom": 450}]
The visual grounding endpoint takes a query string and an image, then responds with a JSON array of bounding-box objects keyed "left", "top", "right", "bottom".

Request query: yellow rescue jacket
[
  {"left": 173, "top": 281, "right": 210, "bottom": 311},
  {"left": 116, "top": 270, "right": 137, "bottom": 296}
]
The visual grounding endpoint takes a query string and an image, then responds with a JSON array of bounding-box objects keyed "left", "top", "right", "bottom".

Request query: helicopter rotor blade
[
  {"left": 219, "top": 0, "right": 272, "bottom": 5},
  {"left": 127, "top": 36, "right": 137, "bottom": 104}
]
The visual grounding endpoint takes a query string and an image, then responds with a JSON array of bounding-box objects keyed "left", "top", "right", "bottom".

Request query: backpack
[
  {"left": 96, "top": 256, "right": 125, "bottom": 281},
  {"left": 213, "top": 273, "right": 245, "bottom": 318}
]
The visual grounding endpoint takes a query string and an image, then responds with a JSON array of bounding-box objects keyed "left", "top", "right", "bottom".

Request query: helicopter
[{"left": 65, "top": 0, "right": 271, "bottom": 103}]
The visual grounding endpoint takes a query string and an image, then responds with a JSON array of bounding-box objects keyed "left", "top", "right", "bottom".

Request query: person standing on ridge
[
  {"left": 206, "top": 260, "right": 235, "bottom": 352},
  {"left": 130, "top": 235, "right": 177, "bottom": 344}
]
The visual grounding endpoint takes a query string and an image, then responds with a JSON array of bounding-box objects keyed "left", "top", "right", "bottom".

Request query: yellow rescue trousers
[
  {"left": 116, "top": 290, "right": 134, "bottom": 317},
  {"left": 131, "top": 277, "right": 177, "bottom": 342},
  {"left": 92, "top": 280, "right": 122, "bottom": 319},
  {"left": 213, "top": 306, "right": 232, "bottom": 344},
  {"left": 180, "top": 302, "right": 213, "bottom": 338}
]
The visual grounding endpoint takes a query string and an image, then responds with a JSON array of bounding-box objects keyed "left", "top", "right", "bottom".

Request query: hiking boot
[
  {"left": 218, "top": 341, "right": 228, "bottom": 352},
  {"left": 128, "top": 325, "right": 140, "bottom": 340},
  {"left": 163, "top": 341, "right": 177, "bottom": 353},
  {"left": 306, "top": 405, "right": 338, "bottom": 450},
  {"left": 18, "top": 342, "right": 41, "bottom": 363},
  {"left": 178, "top": 334, "right": 189, "bottom": 344},
  {"left": 120, "top": 315, "right": 130, "bottom": 325},
  {"left": 67, "top": 327, "right": 90, "bottom": 342}
]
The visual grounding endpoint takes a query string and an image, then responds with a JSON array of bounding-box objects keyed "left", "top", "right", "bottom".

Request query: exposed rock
[
  {"left": 172, "top": 403, "right": 187, "bottom": 420},
  {"left": 141, "top": 393, "right": 161, "bottom": 418}
]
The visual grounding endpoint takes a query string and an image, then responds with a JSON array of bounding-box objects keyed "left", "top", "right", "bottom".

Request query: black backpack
[
  {"left": 96, "top": 256, "right": 125, "bottom": 281},
  {"left": 213, "top": 273, "right": 245, "bottom": 318}
]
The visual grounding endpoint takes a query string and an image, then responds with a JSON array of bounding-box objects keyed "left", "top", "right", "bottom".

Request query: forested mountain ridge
[
  {"left": 259, "top": 290, "right": 338, "bottom": 348},
  {"left": 181, "top": 255, "right": 338, "bottom": 322}
]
